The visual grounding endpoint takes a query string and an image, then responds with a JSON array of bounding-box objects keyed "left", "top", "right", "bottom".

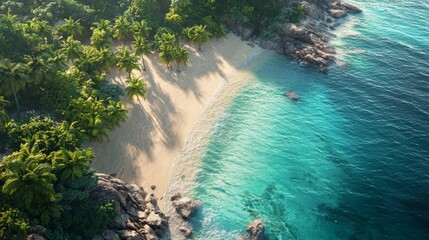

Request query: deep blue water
[{"left": 191, "top": 0, "right": 429, "bottom": 239}]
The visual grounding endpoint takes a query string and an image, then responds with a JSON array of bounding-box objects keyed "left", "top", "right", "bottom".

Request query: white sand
[{"left": 88, "top": 34, "right": 261, "bottom": 198}]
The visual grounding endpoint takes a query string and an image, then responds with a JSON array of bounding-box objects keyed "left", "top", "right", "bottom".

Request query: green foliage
[
  {"left": 5, "top": 116, "right": 86, "bottom": 153},
  {"left": 51, "top": 148, "right": 93, "bottom": 182},
  {"left": 46, "top": 200, "right": 116, "bottom": 240},
  {"left": 116, "top": 46, "right": 139, "bottom": 77},
  {"left": 187, "top": 25, "right": 211, "bottom": 51},
  {"left": 125, "top": 76, "right": 146, "bottom": 100},
  {"left": 56, "top": 17, "right": 84, "bottom": 39},
  {"left": 61, "top": 95, "right": 127, "bottom": 141},
  {"left": 0, "top": 96, "right": 9, "bottom": 132},
  {"left": 56, "top": 169, "right": 97, "bottom": 204},
  {"left": 174, "top": 46, "right": 189, "bottom": 72},
  {"left": 0, "top": 207, "right": 30, "bottom": 240},
  {"left": 202, "top": 16, "right": 227, "bottom": 38},
  {"left": 278, "top": 4, "right": 305, "bottom": 23},
  {"left": 0, "top": 14, "right": 34, "bottom": 61},
  {"left": 0, "top": 146, "right": 61, "bottom": 220},
  {"left": 75, "top": 46, "right": 113, "bottom": 76},
  {"left": 39, "top": 72, "right": 80, "bottom": 110},
  {"left": 158, "top": 44, "right": 175, "bottom": 71},
  {"left": 132, "top": 35, "right": 152, "bottom": 71},
  {"left": 113, "top": 15, "right": 133, "bottom": 42},
  {"left": 125, "top": 0, "right": 162, "bottom": 28},
  {"left": 97, "top": 81, "right": 124, "bottom": 102}
]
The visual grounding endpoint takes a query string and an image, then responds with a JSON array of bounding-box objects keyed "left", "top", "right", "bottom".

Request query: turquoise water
[{"left": 191, "top": 1, "right": 429, "bottom": 239}]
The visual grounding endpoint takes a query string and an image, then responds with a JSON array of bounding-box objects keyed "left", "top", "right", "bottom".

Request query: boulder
[
  {"left": 246, "top": 219, "right": 265, "bottom": 240},
  {"left": 329, "top": 1, "right": 362, "bottom": 13},
  {"left": 144, "top": 225, "right": 159, "bottom": 240},
  {"left": 327, "top": 9, "right": 348, "bottom": 18},
  {"left": 179, "top": 225, "right": 193, "bottom": 238},
  {"left": 171, "top": 193, "right": 201, "bottom": 219},
  {"left": 146, "top": 212, "right": 162, "bottom": 228},
  {"left": 91, "top": 174, "right": 168, "bottom": 240},
  {"left": 284, "top": 24, "right": 313, "bottom": 43},
  {"left": 118, "top": 230, "right": 143, "bottom": 240},
  {"left": 27, "top": 234, "right": 46, "bottom": 240},
  {"left": 101, "top": 230, "right": 120, "bottom": 240},
  {"left": 300, "top": 1, "right": 325, "bottom": 20}
]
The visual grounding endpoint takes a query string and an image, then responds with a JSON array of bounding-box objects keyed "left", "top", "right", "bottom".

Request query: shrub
[
  {"left": 39, "top": 73, "right": 80, "bottom": 111},
  {"left": 61, "top": 94, "right": 127, "bottom": 141},
  {"left": 0, "top": 207, "right": 30, "bottom": 240},
  {"left": 5, "top": 116, "right": 86, "bottom": 153}
]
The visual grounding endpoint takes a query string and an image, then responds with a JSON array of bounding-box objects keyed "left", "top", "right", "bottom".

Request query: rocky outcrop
[
  {"left": 235, "top": 0, "right": 361, "bottom": 72},
  {"left": 179, "top": 225, "right": 193, "bottom": 238},
  {"left": 170, "top": 193, "right": 201, "bottom": 219},
  {"left": 246, "top": 219, "right": 265, "bottom": 240},
  {"left": 91, "top": 173, "right": 169, "bottom": 240}
]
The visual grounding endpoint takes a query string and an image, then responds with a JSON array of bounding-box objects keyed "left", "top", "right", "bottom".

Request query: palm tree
[
  {"left": 0, "top": 151, "right": 57, "bottom": 211},
  {"left": 61, "top": 36, "right": 83, "bottom": 64},
  {"left": 133, "top": 19, "right": 152, "bottom": 39},
  {"left": 132, "top": 35, "right": 152, "bottom": 71},
  {"left": 113, "top": 15, "right": 133, "bottom": 43},
  {"left": 159, "top": 45, "right": 175, "bottom": 71},
  {"left": 87, "top": 115, "right": 108, "bottom": 142},
  {"left": 155, "top": 32, "right": 177, "bottom": 51},
  {"left": 52, "top": 148, "right": 93, "bottom": 181},
  {"left": 46, "top": 50, "right": 68, "bottom": 74},
  {"left": 125, "top": 76, "right": 146, "bottom": 102},
  {"left": 116, "top": 47, "right": 139, "bottom": 78},
  {"left": 174, "top": 47, "right": 189, "bottom": 72},
  {"left": 191, "top": 25, "right": 212, "bottom": 51},
  {"left": 57, "top": 17, "right": 83, "bottom": 39},
  {"left": 23, "top": 19, "right": 53, "bottom": 42},
  {"left": 91, "top": 19, "right": 112, "bottom": 34},
  {"left": 24, "top": 54, "right": 49, "bottom": 84},
  {"left": 98, "top": 48, "right": 116, "bottom": 72},
  {"left": 0, "top": 59, "right": 29, "bottom": 116},
  {"left": 90, "top": 28, "right": 114, "bottom": 50},
  {"left": 0, "top": 96, "right": 10, "bottom": 130}
]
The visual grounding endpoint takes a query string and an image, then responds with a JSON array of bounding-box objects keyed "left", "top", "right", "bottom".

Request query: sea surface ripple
[{"left": 190, "top": 0, "right": 429, "bottom": 239}]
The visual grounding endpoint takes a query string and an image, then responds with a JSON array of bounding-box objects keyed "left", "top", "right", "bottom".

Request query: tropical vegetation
[{"left": 0, "top": 0, "right": 305, "bottom": 238}]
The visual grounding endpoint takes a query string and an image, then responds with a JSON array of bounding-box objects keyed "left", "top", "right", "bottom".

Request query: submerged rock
[{"left": 246, "top": 219, "right": 265, "bottom": 240}]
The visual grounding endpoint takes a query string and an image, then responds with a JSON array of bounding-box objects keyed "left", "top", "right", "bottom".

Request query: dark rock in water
[
  {"left": 329, "top": 1, "right": 362, "bottom": 13},
  {"left": 179, "top": 225, "right": 193, "bottom": 238},
  {"left": 246, "top": 219, "right": 265, "bottom": 240},
  {"left": 91, "top": 173, "right": 169, "bottom": 240},
  {"left": 170, "top": 193, "right": 201, "bottom": 219}
]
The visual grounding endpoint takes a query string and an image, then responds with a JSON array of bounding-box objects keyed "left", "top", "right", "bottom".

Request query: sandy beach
[{"left": 88, "top": 34, "right": 261, "bottom": 198}]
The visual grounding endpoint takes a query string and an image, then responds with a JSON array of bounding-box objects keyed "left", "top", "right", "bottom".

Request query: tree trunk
[
  {"left": 142, "top": 56, "right": 146, "bottom": 71},
  {"left": 13, "top": 90, "right": 20, "bottom": 118},
  {"left": 198, "top": 44, "right": 202, "bottom": 52},
  {"left": 176, "top": 62, "right": 180, "bottom": 72}
]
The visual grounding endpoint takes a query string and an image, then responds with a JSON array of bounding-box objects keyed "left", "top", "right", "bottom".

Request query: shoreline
[{"left": 88, "top": 34, "right": 262, "bottom": 202}]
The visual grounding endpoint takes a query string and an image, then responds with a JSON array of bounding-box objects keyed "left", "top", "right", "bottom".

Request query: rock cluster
[
  {"left": 169, "top": 193, "right": 201, "bottom": 238},
  {"left": 236, "top": 0, "right": 361, "bottom": 72},
  {"left": 170, "top": 193, "right": 201, "bottom": 219},
  {"left": 91, "top": 173, "right": 169, "bottom": 240},
  {"left": 246, "top": 219, "right": 265, "bottom": 240}
]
